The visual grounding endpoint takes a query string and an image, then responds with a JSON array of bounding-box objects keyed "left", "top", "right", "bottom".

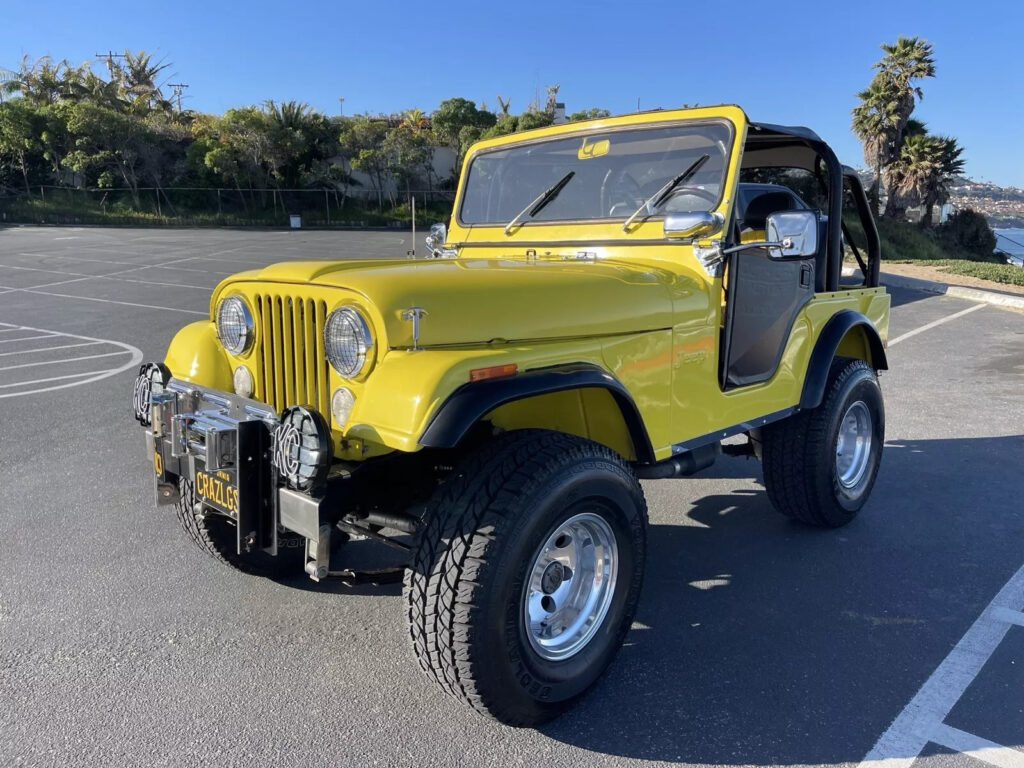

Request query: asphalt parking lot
[{"left": 0, "top": 226, "right": 1021, "bottom": 768}]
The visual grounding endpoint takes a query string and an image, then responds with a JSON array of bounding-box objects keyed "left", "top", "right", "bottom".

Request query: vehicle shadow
[
  {"left": 273, "top": 536, "right": 408, "bottom": 597},
  {"left": 540, "top": 434, "right": 1024, "bottom": 763},
  {"left": 887, "top": 284, "right": 936, "bottom": 307}
]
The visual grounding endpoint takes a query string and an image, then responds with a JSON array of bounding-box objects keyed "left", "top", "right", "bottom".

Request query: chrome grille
[{"left": 253, "top": 294, "right": 329, "bottom": 418}]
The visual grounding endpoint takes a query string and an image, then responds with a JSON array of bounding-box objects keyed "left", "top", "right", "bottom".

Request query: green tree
[
  {"left": 431, "top": 97, "right": 496, "bottom": 176},
  {"left": 64, "top": 101, "right": 152, "bottom": 205},
  {"left": 0, "top": 99, "right": 42, "bottom": 192},
  {"left": 382, "top": 123, "right": 432, "bottom": 201},
  {"left": 338, "top": 116, "right": 390, "bottom": 206},
  {"left": 201, "top": 106, "right": 276, "bottom": 206},
  {"left": 939, "top": 208, "right": 996, "bottom": 256},
  {"left": 567, "top": 108, "right": 611, "bottom": 122}
]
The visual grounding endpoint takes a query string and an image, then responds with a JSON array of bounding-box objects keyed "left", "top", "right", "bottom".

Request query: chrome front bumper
[{"left": 133, "top": 363, "right": 336, "bottom": 580}]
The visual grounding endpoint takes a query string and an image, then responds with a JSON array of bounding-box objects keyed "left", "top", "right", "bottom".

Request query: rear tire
[
  {"left": 403, "top": 430, "right": 647, "bottom": 726},
  {"left": 761, "top": 357, "right": 884, "bottom": 527},
  {"left": 173, "top": 477, "right": 305, "bottom": 577}
]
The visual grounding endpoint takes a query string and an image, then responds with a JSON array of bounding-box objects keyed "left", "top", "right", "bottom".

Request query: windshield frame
[{"left": 455, "top": 117, "right": 736, "bottom": 230}]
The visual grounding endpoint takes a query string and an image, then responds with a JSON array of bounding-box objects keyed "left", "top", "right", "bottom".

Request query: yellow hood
[{"left": 217, "top": 257, "right": 677, "bottom": 349}]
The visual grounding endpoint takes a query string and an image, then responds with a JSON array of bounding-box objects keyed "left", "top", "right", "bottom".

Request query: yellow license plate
[{"left": 195, "top": 468, "right": 239, "bottom": 516}]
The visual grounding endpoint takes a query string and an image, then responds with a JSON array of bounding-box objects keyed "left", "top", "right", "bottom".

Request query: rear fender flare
[{"left": 800, "top": 309, "right": 887, "bottom": 410}]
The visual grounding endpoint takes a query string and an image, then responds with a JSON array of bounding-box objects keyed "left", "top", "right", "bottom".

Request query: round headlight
[
  {"left": 271, "top": 406, "right": 332, "bottom": 492},
  {"left": 324, "top": 307, "right": 373, "bottom": 377},
  {"left": 216, "top": 296, "right": 254, "bottom": 355}
]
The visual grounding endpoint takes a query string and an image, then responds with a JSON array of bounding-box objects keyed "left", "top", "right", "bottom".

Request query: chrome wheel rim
[
  {"left": 836, "top": 400, "right": 872, "bottom": 489},
  {"left": 523, "top": 511, "right": 619, "bottom": 662}
]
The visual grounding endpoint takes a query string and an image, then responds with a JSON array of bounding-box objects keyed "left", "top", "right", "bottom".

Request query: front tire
[
  {"left": 173, "top": 477, "right": 305, "bottom": 577},
  {"left": 761, "top": 357, "right": 884, "bottom": 527},
  {"left": 404, "top": 430, "right": 647, "bottom": 726}
]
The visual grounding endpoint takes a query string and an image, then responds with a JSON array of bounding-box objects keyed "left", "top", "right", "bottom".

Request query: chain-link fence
[{"left": 0, "top": 186, "right": 455, "bottom": 228}]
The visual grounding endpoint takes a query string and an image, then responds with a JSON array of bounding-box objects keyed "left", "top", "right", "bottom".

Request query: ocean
[{"left": 995, "top": 229, "right": 1024, "bottom": 266}]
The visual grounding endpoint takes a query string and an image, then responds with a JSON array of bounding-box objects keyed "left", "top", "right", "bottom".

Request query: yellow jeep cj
[{"left": 132, "top": 105, "right": 889, "bottom": 726}]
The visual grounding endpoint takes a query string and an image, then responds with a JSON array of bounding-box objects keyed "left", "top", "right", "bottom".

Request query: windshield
[{"left": 459, "top": 121, "right": 733, "bottom": 227}]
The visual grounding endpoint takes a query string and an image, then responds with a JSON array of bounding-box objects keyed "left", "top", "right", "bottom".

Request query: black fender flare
[
  {"left": 800, "top": 309, "right": 888, "bottom": 410},
  {"left": 418, "top": 363, "right": 656, "bottom": 463}
]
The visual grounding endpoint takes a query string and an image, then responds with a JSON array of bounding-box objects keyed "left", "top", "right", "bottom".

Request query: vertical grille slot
[{"left": 253, "top": 292, "right": 329, "bottom": 417}]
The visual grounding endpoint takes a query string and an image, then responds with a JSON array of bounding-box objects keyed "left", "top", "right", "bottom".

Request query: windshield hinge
[{"left": 694, "top": 240, "right": 725, "bottom": 277}]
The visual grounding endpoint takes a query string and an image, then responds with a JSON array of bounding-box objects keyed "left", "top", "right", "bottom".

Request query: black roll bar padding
[
  {"left": 843, "top": 170, "right": 881, "bottom": 287},
  {"left": 818, "top": 144, "right": 844, "bottom": 292}
]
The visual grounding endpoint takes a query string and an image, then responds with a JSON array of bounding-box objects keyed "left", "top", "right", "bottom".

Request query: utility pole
[
  {"left": 338, "top": 97, "right": 345, "bottom": 116},
  {"left": 95, "top": 50, "right": 126, "bottom": 76},
  {"left": 168, "top": 82, "right": 189, "bottom": 111}
]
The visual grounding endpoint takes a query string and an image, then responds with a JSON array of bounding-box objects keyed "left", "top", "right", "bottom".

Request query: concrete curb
[
  {"left": 879, "top": 272, "right": 1024, "bottom": 310},
  {"left": 842, "top": 266, "right": 1024, "bottom": 310}
]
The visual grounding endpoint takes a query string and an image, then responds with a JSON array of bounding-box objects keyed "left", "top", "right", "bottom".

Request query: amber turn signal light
[{"left": 469, "top": 363, "right": 518, "bottom": 382}]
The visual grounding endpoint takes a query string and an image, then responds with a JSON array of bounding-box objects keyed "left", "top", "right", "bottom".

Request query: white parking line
[
  {"left": 23, "top": 276, "right": 96, "bottom": 290},
  {"left": 858, "top": 562, "right": 1024, "bottom": 768},
  {"left": 888, "top": 304, "right": 986, "bottom": 347},
  {"left": 0, "top": 341, "right": 102, "bottom": 357},
  {"left": 0, "top": 350, "right": 128, "bottom": 371},
  {"left": 0, "top": 322, "right": 143, "bottom": 399},
  {"left": 0, "top": 369, "right": 114, "bottom": 389},
  {"left": 2, "top": 288, "right": 207, "bottom": 315},
  {"left": 15, "top": 251, "right": 224, "bottom": 274},
  {"left": 0, "top": 263, "right": 216, "bottom": 290},
  {"left": 0, "top": 333, "right": 57, "bottom": 344},
  {"left": 930, "top": 725, "right": 1024, "bottom": 768}
]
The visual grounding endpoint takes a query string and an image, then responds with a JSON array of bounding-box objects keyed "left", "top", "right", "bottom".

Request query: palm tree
[
  {"left": 118, "top": 50, "right": 171, "bottom": 112},
  {"left": 921, "top": 136, "right": 965, "bottom": 227},
  {"left": 545, "top": 84, "right": 560, "bottom": 114},
  {"left": 402, "top": 108, "right": 428, "bottom": 133},
  {"left": 496, "top": 95, "right": 511, "bottom": 116},
  {"left": 872, "top": 36, "right": 936, "bottom": 217},
  {"left": 851, "top": 76, "right": 900, "bottom": 211},
  {"left": 5, "top": 55, "right": 67, "bottom": 106},
  {"left": 266, "top": 99, "right": 313, "bottom": 131},
  {"left": 0, "top": 67, "right": 17, "bottom": 103},
  {"left": 890, "top": 133, "right": 940, "bottom": 215}
]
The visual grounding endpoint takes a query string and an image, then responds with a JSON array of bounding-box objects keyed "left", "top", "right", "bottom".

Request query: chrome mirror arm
[{"left": 721, "top": 238, "right": 791, "bottom": 256}]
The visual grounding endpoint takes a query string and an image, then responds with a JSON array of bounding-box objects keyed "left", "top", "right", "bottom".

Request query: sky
[{"left": 3, "top": 0, "right": 1023, "bottom": 186}]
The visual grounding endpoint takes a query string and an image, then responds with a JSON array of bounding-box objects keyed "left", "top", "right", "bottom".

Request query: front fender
[{"left": 164, "top": 321, "right": 233, "bottom": 391}]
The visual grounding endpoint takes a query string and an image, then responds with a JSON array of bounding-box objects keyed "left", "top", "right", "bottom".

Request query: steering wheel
[
  {"left": 601, "top": 169, "right": 644, "bottom": 217},
  {"left": 655, "top": 185, "right": 718, "bottom": 212}
]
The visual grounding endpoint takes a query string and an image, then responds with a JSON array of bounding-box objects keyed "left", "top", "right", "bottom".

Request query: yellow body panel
[{"left": 163, "top": 105, "right": 890, "bottom": 464}]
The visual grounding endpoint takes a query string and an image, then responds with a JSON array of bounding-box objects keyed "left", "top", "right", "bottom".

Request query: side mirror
[
  {"left": 764, "top": 210, "right": 818, "bottom": 259},
  {"left": 663, "top": 211, "right": 723, "bottom": 241},
  {"left": 425, "top": 222, "right": 447, "bottom": 257}
]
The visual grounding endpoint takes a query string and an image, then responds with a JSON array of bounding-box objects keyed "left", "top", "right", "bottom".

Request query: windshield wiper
[
  {"left": 621, "top": 154, "right": 711, "bottom": 232},
  {"left": 504, "top": 171, "right": 575, "bottom": 235}
]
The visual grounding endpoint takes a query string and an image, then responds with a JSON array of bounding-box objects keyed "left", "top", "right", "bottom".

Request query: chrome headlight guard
[
  {"left": 324, "top": 306, "right": 373, "bottom": 378},
  {"left": 216, "top": 295, "right": 255, "bottom": 355}
]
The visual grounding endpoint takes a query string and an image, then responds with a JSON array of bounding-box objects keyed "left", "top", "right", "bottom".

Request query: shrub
[{"left": 938, "top": 208, "right": 997, "bottom": 257}]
